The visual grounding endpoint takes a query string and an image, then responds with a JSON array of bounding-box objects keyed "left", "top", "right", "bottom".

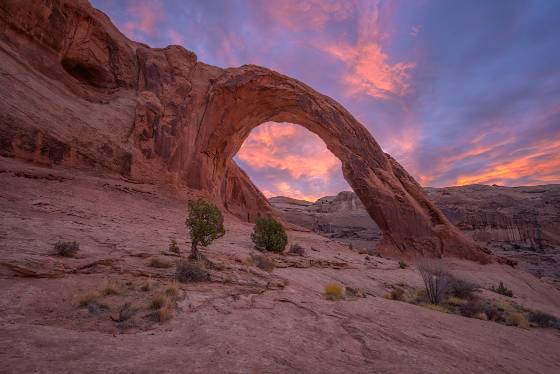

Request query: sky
[{"left": 92, "top": 0, "right": 560, "bottom": 201}]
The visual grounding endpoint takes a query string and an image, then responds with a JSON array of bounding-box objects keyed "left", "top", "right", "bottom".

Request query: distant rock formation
[
  {"left": 0, "top": 0, "right": 491, "bottom": 262},
  {"left": 270, "top": 185, "right": 560, "bottom": 275}
]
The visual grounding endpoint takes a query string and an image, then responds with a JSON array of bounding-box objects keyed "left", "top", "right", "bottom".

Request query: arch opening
[{"left": 234, "top": 121, "right": 384, "bottom": 251}]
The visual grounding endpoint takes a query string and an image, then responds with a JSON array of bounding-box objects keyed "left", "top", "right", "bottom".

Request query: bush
[
  {"left": 528, "top": 311, "right": 558, "bottom": 328},
  {"left": 150, "top": 294, "right": 169, "bottom": 310},
  {"left": 447, "top": 276, "right": 479, "bottom": 299},
  {"left": 54, "top": 241, "right": 79, "bottom": 257},
  {"left": 491, "top": 281, "right": 513, "bottom": 297},
  {"left": 251, "top": 217, "right": 288, "bottom": 253},
  {"left": 165, "top": 283, "right": 179, "bottom": 298},
  {"left": 249, "top": 253, "right": 275, "bottom": 272},
  {"left": 398, "top": 260, "right": 408, "bottom": 269},
  {"left": 288, "top": 243, "right": 305, "bottom": 256},
  {"left": 385, "top": 287, "right": 405, "bottom": 301},
  {"left": 149, "top": 257, "right": 172, "bottom": 268},
  {"left": 101, "top": 281, "right": 119, "bottom": 296},
  {"left": 169, "top": 239, "right": 180, "bottom": 254},
  {"left": 185, "top": 199, "right": 225, "bottom": 260},
  {"left": 346, "top": 286, "right": 365, "bottom": 298},
  {"left": 324, "top": 282, "right": 344, "bottom": 300},
  {"left": 507, "top": 312, "right": 529, "bottom": 328},
  {"left": 446, "top": 296, "right": 467, "bottom": 306},
  {"left": 418, "top": 261, "right": 449, "bottom": 305},
  {"left": 175, "top": 260, "right": 209, "bottom": 283}
]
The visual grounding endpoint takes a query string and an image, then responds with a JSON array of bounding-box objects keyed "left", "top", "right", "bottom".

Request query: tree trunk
[{"left": 190, "top": 241, "right": 200, "bottom": 260}]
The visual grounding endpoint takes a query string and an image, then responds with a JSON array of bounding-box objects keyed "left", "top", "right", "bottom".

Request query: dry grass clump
[
  {"left": 491, "top": 281, "right": 513, "bottom": 297},
  {"left": 54, "top": 241, "right": 80, "bottom": 257},
  {"left": 165, "top": 282, "right": 180, "bottom": 298},
  {"left": 384, "top": 287, "right": 405, "bottom": 301},
  {"left": 153, "top": 304, "right": 172, "bottom": 323},
  {"left": 507, "top": 312, "right": 529, "bottom": 329},
  {"left": 150, "top": 294, "right": 170, "bottom": 310},
  {"left": 101, "top": 281, "right": 120, "bottom": 296},
  {"left": 446, "top": 296, "right": 467, "bottom": 306},
  {"left": 78, "top": 292, "right": 99, "bottom": 307},
  {"left": 288, "top": 243, "right": 305, "bottom": 256},
  {"left": 175, "top": 260, "right": 209, "bottom": 283},
  {"left": 148, "top": 293, "right": 173, "bottom": 323},
  {"left": 168, "top": 239, "right": 180, "bottom": 254},
  {"left": 149, "top": 257, "right": 172, "bottom": 269},
  {"left": 249, "top": 253, "right": 275, "bottom": 272},
  {"left": 346, "top": 286, "right": 365, "bottom": 298},
  {"left": 324, "top": 282, "right": 345, "bottom": 300},
  {"left": 398, "top": 260, "right": 408, "bottom": 269}
]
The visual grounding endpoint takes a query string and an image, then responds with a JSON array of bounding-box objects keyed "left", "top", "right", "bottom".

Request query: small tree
[
  {"left": 251, "top": 217, "right": 288, "bottom": 252},
  {"left": 185, "top": 199, "right": 225, "bottom": 260}
]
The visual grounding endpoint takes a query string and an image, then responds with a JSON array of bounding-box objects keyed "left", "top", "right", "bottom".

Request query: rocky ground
[
  {"left": 2, "top": 156, "right": 560, "bottom": 373},
  {"left": 270, "top": 187, "right": 560, "bottom": 284}
]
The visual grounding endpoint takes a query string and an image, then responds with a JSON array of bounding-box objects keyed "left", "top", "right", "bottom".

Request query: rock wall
[{"left": 0, "top": 0, "right": 491, "bottom": 262}]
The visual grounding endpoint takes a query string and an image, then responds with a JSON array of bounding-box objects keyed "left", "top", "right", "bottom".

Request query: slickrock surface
[
  {"left": 0, "top": 0, "right": 490, "bottom": 262},
  {"left": 1, "top": 157, "right": 560, "bottom": 374}
]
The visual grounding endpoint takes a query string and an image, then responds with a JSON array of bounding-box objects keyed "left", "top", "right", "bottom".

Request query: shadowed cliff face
[{"left": 0, "top": 0, "right": 491, "bottom": 262}]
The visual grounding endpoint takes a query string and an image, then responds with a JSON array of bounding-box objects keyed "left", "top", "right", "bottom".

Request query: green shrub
[
  {"left": 491, "top": 281, "right": 513, "bottom": 297},
  {"left": 251, "top": 217, "right": 288, "bottom": 253},
  {"left": 185, "top": 199, "right": 225, "bottom": 260},
  {"left": 54, "top": 241, "right": 80, "bottom": 257}
]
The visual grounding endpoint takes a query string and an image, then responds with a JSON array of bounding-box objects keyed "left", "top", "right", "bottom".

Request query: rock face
[
  {"left": 0, "top": 0, "right": 490, "bottom": 262},
  {"left": 271, "top": 186, "right": 560, "bottom": 277}
]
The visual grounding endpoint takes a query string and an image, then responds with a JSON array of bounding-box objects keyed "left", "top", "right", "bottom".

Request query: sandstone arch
[
  {"left": 192, "top": 66, "right": 490, "bottom": 262},
  {"left": 0, "top": 0, "right": 492, "bottom": 263}
]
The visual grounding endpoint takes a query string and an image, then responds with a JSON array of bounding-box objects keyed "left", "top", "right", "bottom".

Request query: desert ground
[{"left": 1, "top": 156, "right": 559, "bottom": 374}]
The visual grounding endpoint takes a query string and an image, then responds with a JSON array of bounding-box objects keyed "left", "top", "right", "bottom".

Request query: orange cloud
[
  {"left": 318, "top": 3, "right": 414, "bottom": 99},
  {"left": 237, "top": 122, "right": 341, "bottom": 180},
  {"left": 455, "top": 138, "right": 560, "bottom": 186},
  {"left": 236, "top": 122, "right": 344, "bottom": 201}
]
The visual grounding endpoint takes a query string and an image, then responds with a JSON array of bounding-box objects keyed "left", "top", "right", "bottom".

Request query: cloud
[
  {"left": 119, "top": 0, "right": 163, "bottom": 40},
  {"left": 235, "top": 122, "right": 348, "bottom": 201},
  {"left": 318, "top": 2, "right": 414, "bottom": 99}
]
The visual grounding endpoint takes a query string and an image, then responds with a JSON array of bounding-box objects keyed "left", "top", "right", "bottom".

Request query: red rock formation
[{"left": 0, "top": 0, "right": 492, "bottom": 262}]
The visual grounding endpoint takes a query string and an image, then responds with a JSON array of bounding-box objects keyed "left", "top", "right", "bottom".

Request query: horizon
[{"left": 92, "top": 0, "right": 560, "bottom": 201}]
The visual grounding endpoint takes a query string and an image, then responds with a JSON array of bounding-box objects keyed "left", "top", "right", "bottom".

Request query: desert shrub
[
  {"left": 101, "top": 282, "right": 119, "bottom": 296},
  {"left": 458, "top": 299, "right": 485, "bottom": 318},
  {"left": 78, "top": 292, "right": 99, "bottom": 308},
  {"left": 507, "top": 312, "right": 529, "bottom": 328},
  {"left": 346, "top": 286, "right": 365, "bottom": 298},
  {"left": 151, "top": 304, "right": 172, "bottom": 323},
  {"left": 385, "top": 287, "right": 405, "bottom": 301},
  {"left": 111, "top": 302, "right": 134, "bottom": 323},
  {"left": 418, "top": 261, "right": 449, "bottom": 305},
  {"left": 447, "top": 276, "right": 479, "bottom": 299},
  {"left": 446, "top": 296, "right": 467, "bottom": 306},
  {"left": 491, "top": 281, "right": 513, "bottom": 297},
  {"left": 54, "top": 241, "right": 79, "bottom": 257},
  {"left": 149, "top": 257, "right": 172, "bottom": 269},
  {"left": 324, "top": 282, "right": 345, "bottom": 300},
  {"left": 250, "top": 253, "right": 275, "bottom": 272},
  {"left": 251, "top": 217, "right": 288, "bottom": 253},
  {"left": 150, "top": 294, "right": 169, "bottom": 310},
  {"left": 398, "top": 260, "right": 408, "bottom": 269},
  {"left": 475, "top": 312, "right": 489, "bottom": 321},
  {"left": 165, "top": 282, "right": 179, "bottom": 298},
  {"left": 169, "top": 239, "right": 180, "bottom": 254},
  {"left": 423, "top": 304, "right": 449, "bottom": 313},
  {"left": 483, "top": 303, "right": 506, "bottom": 322},
  {"left": 288, "top": 243, "right": 305, "bottom": 256},
  {"left": 528, "top": 311, "right": 558, "bottom": 328},
  {"left": 175, "top": 260, "right": 209, "bottom": 283},
  {"left": 185, "top": 199, "right": 225, "bottom": 260}
]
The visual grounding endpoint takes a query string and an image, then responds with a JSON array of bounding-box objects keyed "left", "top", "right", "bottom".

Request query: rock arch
[
  {"left": 194, "top": 66, "right": 490, "bottom": 262},
  {"left": 0, "top": 0, "right": 492, "bottom": 263}
]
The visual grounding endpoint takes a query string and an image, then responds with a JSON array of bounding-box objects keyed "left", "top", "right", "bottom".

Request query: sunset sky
[{"left": 93, "top": 0, "right": 560, "bottom": 201}]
